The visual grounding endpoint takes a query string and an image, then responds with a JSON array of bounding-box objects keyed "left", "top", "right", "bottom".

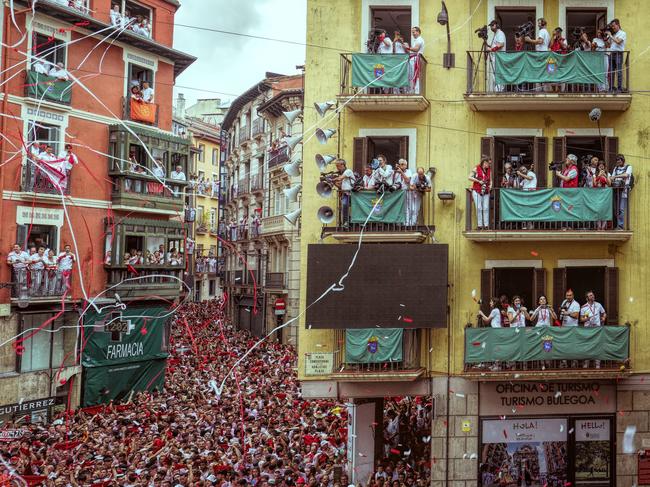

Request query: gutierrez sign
[{"left": 480, "top": 381, "right": 616, "bottom": 416}]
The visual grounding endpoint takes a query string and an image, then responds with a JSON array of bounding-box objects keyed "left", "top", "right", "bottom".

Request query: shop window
[
  {"left": 20, "top": 313, "right": 76, "bottom": 373},
  {"left": 31, "top": 33, "right": 66, "bottom": 68},
  {"left": 353, "top": 136, "right": 408, "bottom": 175}
]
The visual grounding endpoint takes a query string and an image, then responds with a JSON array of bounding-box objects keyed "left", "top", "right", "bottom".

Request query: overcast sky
[{"left": 172, "top": 0, "right": 307, "bottom": 107}]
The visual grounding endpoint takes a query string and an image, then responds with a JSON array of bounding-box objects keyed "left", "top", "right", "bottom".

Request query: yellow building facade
[{"left": 300, "top": 1, "right": 649, "bottom": 485}]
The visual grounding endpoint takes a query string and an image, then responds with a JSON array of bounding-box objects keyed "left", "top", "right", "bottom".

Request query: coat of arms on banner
[
  {"left": 371, "top": 197, "right": 384, "bottom": 214},
  {"left": 367, "top": 336, "right": 379, "bottom": 354},
  {"left": 542, "top": 335, "right": 554, "bottom": 352},
  {"left": 373, "top": 63, "right": 385, "bottom": 79},
  {"left": 550, "top": 195, "right": 563, "bottom": 212},
  {"left": 546, "top": 57, "right": 557, "bottom": 74}
]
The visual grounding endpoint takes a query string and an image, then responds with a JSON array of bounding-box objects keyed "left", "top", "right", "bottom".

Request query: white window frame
[
  {"left": 557, "top": 128, "right": 614, "bottom": 137},
  {"left": 558, "top": 0, "right": 614, "bottom": 34},
  {"left": 122, "top": 50, "right": 158, "bottom": 102},
  {"left": 488, "top": 0, "right": 544, "bottom": 25},
  {"left": 360, "top": 0, "right": 419, "bottom": 52},
  {"left": 358, "top": 127, "right": 417, "bottom": 171},
  {"left": 27, "top": 17, "right": 71, "bottom": 69},
  {"left": 120, "top": 0, "right": 153, "bottom": 28}
]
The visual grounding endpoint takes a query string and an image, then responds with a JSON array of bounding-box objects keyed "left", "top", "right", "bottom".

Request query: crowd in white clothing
[
  {"left": 110, "top": 4, "right": 152, "bottom": 38},
  {"left": 6, "top": 243, "right": 76, "bottom": 296}
]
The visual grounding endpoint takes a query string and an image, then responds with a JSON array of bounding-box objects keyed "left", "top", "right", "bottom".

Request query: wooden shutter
[
  {"left": 352, "top": 137, "right": 368, "bottom": 175},
  {"left": 533, "top": 137, "right": 547, "bottom": 188},
  {"left": 533, "top": 268, "right": 547, "bottom": 304},
  {"left": 552, "top": 268, "right": 567, "bottom": 316},
  {"left": 552, "top": 137, "right": 566, "bottom": 187},
  {"left": 605, "top": 136, "right": 619, "bottom": 172},
  {"left": 604, "top": 267, "right": 619, "bottom": 324},
  {"left": 398, "top": 136, "right": 409, "bottom": 161},
  {"left": 480, "top": 268, "right": 495, "bottom": 316}
]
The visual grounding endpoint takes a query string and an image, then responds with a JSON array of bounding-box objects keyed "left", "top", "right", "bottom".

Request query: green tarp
[
  {"left": 500, "top": 188, "right": 613, "bottom": 222},
  {"left": 26, "top": 70, "right": 72, "bottom": 104},
  {"left": 82, "top": 359, "right": 166, "bottom": 406},
  {"left": 351, "top": 54, "right": 409, "bottom": 88},
  {"left": 82, "top": 307, "right": 169, "bottom": 368},
  {"left": 346, "top": 329, "right": 403, "bottom": 363},
  {"left": 465, "top": 326, "right": 629, "bottom": 363},
  {"left": 495, "top": 51, "right": 606, "bottom": 85},
  {"left": 351, "top": 190, "right": 406, "bottom": 223}
]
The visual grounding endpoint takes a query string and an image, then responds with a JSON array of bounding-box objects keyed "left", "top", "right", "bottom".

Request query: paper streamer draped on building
[
  {"left": 351, "top": 54, "right": 409, "bottom": 88},
  {"left": 494, "top": 50, "right": 606, "bottom": 85},
  {"left": 499, "top": 188, "right": 613, "bottom": 222}
]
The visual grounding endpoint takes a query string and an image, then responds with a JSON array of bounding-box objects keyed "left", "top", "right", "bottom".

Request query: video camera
[
  {"left": 549, "top": 161, "right": 563, "bottom": 171},
  {"left": 506, "top": 153, "right": 527, "bottom": 171},
  {"left": 515, "top": 21, "right": 535, "bottom": 39},
  {"left": 475, "top": 25, "right": 488, "bottom": 41}
]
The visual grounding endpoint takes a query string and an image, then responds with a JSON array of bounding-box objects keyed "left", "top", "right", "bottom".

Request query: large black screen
[{"left": 306, "top": 244, "right": 448, "bottom": 328}]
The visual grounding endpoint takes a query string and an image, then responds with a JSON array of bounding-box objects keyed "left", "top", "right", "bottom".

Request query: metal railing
[
  {"left": 265, "top": 272, "right": 285, "bottom": 289},
  {"left": 340, "top": 53, "right": 427, "bottom": 96},
  {"left": 11, "top": 268, "right": 72, "bottom": 299},
  {"left": 325, "top": 190, "right": 430, "bottom": 233},
  {"left": 250, "top": 173, "right": 264, "bottom": 192},
  {"left": 268, "top": 145, "right": 290, "bottom": 168},
  {"left": 238, "top": 128, "right": 250, "bottom": 145},
  {"left": 252, "top": 118, "right": 265, "bottom": 137},
  {"left": 238, "top": 177, "right": 250, "bottom": 196},
  {"left": 465, "top": 187, "right": 630, "bottom": 232},
  {"left": 466, "top": 50, "right": 630, "bottom": 95},
  {"left": 22, "top": 163, "right": 71, "bottom": 195},
  {"left": 195, "top": 258, "right": 218, "bottom": 274},
  {"left": 335, "top": 329, "right": 421, "bottom": 373},
  {"left": 112, "top": 175, "right": 185, "bottom": 200},
  {"left": 106, "top": 266, "right": 183, "bottom": 286}
]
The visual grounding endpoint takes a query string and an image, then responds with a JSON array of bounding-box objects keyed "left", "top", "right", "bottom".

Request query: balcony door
[
  {"left": 552, "top": 136, "right": 619, "bottom": 186},
  {"left": 353, "top": 136, "right": 408, "bottom": 174},
  {"left": 481, "top": 136, "right": 547, "bottom": 188},
  {"left": 566, "top": 8, "right": 608, "bottom": 49},
  {"left": 494, "top": 7, "right": 535, "bottom": 51},
  {"left": 553, "top": 266, "right": 618, "bottom": 324},
  {"left": 480, "top": 267, "right": 545, "bottom": 317},
  {"left": 369, "top": 6, "right": 412, "bottom": 47}
]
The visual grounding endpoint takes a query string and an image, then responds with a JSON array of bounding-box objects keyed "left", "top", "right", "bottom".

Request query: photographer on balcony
[
  {"left": 607, "top": 19, "right": 626, "bottom": 92},
  {"left": 580, "top": 290, "right": 606, "bottom": 369},
  {"left": 362, "top": 164, "right": 376, "bottom": 190},
  {"left": 468, "top": 156, "right": 491, "bottom": 230},
  {"left": 501, "top": 162, "right": 517, "bottom": 188},
  {"left": 555, "top": 154, "right": 579, "bottom": 188},
  {"left": 488, "top": 20, "right": 506, "bottom": 92},
  {"left": 408, "top": 167, "right": 431, "bottom": 226},
  {"left": 609, "top": 154, "right": 632, "bottom": 229}
]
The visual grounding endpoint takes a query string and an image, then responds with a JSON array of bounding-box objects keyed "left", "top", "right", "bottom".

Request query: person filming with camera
[
  {"left": 607, "top": 19, "right": 626, "bottom": 92},
  {"left": 525, "top": 18, "right": 550, "bottom": 51},
  {"left": 407, "top": 167, "right": 431, "bottom": 226},
  {"left": 468, "top": 156, "right": 492, "bottom": 230},
  {"left": 555, "top": 154, "right": 579, "bottom": 187},
  {"left": 374, "top": 154, "right": 394, "bottom": 194},
  {"left": 609, "top": 154, "right": 632, "bottom": 229}
]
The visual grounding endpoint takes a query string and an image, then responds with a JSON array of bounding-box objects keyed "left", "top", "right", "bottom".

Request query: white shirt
[
  {"left": 362, "top": 174, "right": 375, "bottom": 189},
  {"left": 487, "top": 308, "right": 501, "bottom": 328},
  {"left": 49, "top": 67, "right": 69, "bottom": 81},
  {"left": 521, "top": 171, "right": 537, "bottom": 190},
  {"left": 393, "top": 41, "right": 406, "bottom": 54},
  {"left": 170, "top": 170, "right": 186, "bottom": 181},
  {"left": 411, "top": 36, "right": 425, "bottom": 55},
  {"left": 30, "top": 146, "right": 42, "bottom": 159},
  {"left": 411, "top": 173, "right": 432, "bottom": 194},
  {"left": 610, "top": 164, "right": 632, "bottom": 197},
  {"left": 375, "top": 164, "right": 394, "bottom": 183},
  {"left": 560, "top": 299, "right": 581, "bottom": 326},
  {"left": 8, "top": 251, "right": 29, "bottom": 269},
  {"left": 580, "top": 301, "right": 606, "bottom": 327},
  {"left": 30, "top": 253, "right": 46, "bottom": 270},
  {"left": 57, "top": 251, "right": 75, "bottom": 271},
  {"left": 340, "top": 168, "right": 355, "bottom": 191},
  {"left": 33, "top": 61, "right": 50, "bottom": 75},
  {"left": 152, "top": 165, "right": 165, "bottom": 178},
  {"left": 536, "top": 28, "right": 550, "bottom": 52},
  {"left": 393, "top": 168, "right": 412, "bottom": 190},
  {"left": 592, "top": 37, "right": 606, "bottom": 52},
  {"left": 610, "top": 29, "right": 626, "bottom": 52},
  {"left": 491, "top": 29, "right": 506, "bottom": 52},
  {"left": 377, "top": 37, "right": 393, "bottom": 54},
  {"left": 58, "top": 152, "right": 78, "bottom": 169},
  {"left": 142, "top": 87, "right": 154, "bottom": 103},
  {"left": 110, "top": 9, "right": 121, "bottom": 26},
  {"left": 532, "top": 306, "right": 552, "bottom": 326},
  {"left": 508, "top": 306, "right": 526, "bottom": 327}
]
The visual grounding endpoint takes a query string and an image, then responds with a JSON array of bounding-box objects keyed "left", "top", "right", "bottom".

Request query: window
[
  {"left": 353, "top": 136, "right": 408, "bottom": 174},
  {"left": 198, "top": 144, "right": 205, "bottom": 162},
  {"left": 27, "top": 120, "right": 61, "bottom": 155},
  {"left": 197, "top": 206, "right": 205, "bottom": 226},
  {"left": 20, "top": 312, "right": 76, "bottom": 372},
  {"left": 481, "top": 136, "right": 548, "bottom": 188},
  {"left": 127, "top": 63, "right": 154, "bottom": 98},
  {"left": 494, "top": 7, "right": 536, "bottom": 50},
  {"left": 554, "top": 266, "right": 618, "bottom": 323},
  {"left": 209, "top": 279, "right": 216, "bottom": 296},
  {"left": 566, "top": 8, "right": 608, "bottom": 47},
  {"left": 31, "top": 33, "right": 66, "bottom": 68},
  {"left": 119, "top": 0, "right": 153, "bottom": 29},
  {"left": 212, "top": 148, "right": 218, "bottom": 166},
  {"left": 553, "top": 136, "right": 619, "bottom": 186},
  {"left": 480, "top": 267, "right": 546, "bottom": 319},
  {"left": 369, "top": 6, "right": 412, "bottom": 47},
  {"left": 210, "top": 209, "right": 217, "bottom": 228},
  {"left": 17, "top": 224, "right": 58, "bottom": 253}
]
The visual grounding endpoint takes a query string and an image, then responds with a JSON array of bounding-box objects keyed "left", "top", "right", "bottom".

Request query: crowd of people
[
  {"left": 26, "top": 142, "right": 78, "bottom": 195},
  {"left": 195, "top": 254, "right": 218, "bottom": 274},
  {"left": 106, "top": 245, "right": 185, "bottom": 267},
  {"left": 32, "top": 60, "right": 70, "bottom": 82},
  {"left": 6, "top": 243, "right": 75, "bottom": 297},
  {"left": 469, "top": 152, "right": 633, "bottom": 230},
  {"left": 110, "top": 4, "right": 152, "bottom": 38},
  {"left": 488, "top": 17, "right": 627, "bottom": 92},
  {"left": 225, "top": 212, "right": 262, "bottom": 241},
  {"left": 367, "top": 27, "right": 425, "bottom": 93},
  {"left": 0, "top": 300, "right": 434, "bottom": 486},
  {"left": 188, "top": 176, "right": 219, "bottom": 198},
  {"left": 130, "top": 80, "right": 155, "bottom": 104},
  {"left": 50, "top": 0, "right": 88, "bottom": 14}
]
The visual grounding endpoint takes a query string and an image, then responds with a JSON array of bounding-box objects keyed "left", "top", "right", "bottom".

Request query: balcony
[
  {"left": 11, "top": 268, "right": 72, "bottom": 304},
  {"left": 260, "top": 214, "right": 296, "bottom": 236},
  {"left": 265, "top": 272, "right": 285, "bottom": 290},
  {"left": 196, "top": 224, "right": 208, "bottom": 234},
  {"left": 332, "top": 329, "right": 425, "bottom": 381},
  {"left": 463, "top": 326, "right": 630, "bottom": 379},
  {"left": 268, "top": 145, "right": 290, "bottom": 168},
  {"left": 465, "top": 50, "right": 631, "bottom": 111},
  {"left": 22, "top": 163, "right": 71, "bottom": 196},
  {"left": 464, "top": 187, "right": 632, "bottom": 242},
  {"left": 252, "top": 118, "right": 265, "bottom": 138},
  {"left": 195, "top": 257, "right": 218, "bottom": 275},
  {"left": 122, "top": 97, "right": 159, "bottom": 126},
  {"left": 106, "top": 266, "right": 183, "bottom": 299},
  {"left": 25, "top": 70, "right": 72, "bottom": 105},
  {"left": 238, "top": 127, "right": 251, "bottom": 145},
  {"left": 321, "top": 191, "right": 432, "bottom": 243},
  {"left": 250, "top": 173, "right": 264, "bottom": 194},
  {"left": 338, "top": 53, "right": 429, "bottom": 112},
  {"left": 237, "top": 177, "right": 250, "bottom": 197},
  {"left": 110, "top": 174, "right": 186, "bottom": 213}
]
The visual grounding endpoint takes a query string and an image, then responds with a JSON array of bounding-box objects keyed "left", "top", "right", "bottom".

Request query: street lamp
[{"left": 437, "top": 1, "right": 455, "bottom": 69}]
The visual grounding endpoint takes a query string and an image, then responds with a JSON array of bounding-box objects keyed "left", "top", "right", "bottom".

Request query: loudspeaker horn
[
  {"left": 315, "top": 128, "right": 336, "bottom": 145},
  {"left": 283, "top": 184, "right": 302, "bottom": 203},
  {"left": 283, "top": 109, "right": 303, "bottom": 124},
  {"left": 283, "top": 159, "right": 301, "bottom": 177},
  {"left": 314, "top": 100, "right": 336, "bottom": 117},
  {"left": 284, "top": 208, "right": 301, "bottom": 226},
  {"left": 315, "top": 154, "right": 336, "bottom": 172},
  {"left": 317, "top": 206, "right": 335, "bottom": 224},
  {"left": 589, "top": 107, "right": 602, "bottom": 122},
  {"left": 316, "top": 181, "right": 333, "bottom": 198},
  {"left": 284, "top": 134, "right": 303, "bottom": 150}
]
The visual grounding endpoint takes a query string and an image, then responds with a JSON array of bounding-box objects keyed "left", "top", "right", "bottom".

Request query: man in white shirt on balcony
[
  {"left": 406, "top": 27, "right": 425, "bottom": 94},
  {"left": 489, "top": 21, "right": 506, "bottom": 92},
  {"left": 362, "top": 165, "right": 375, "bottom": 190},
  {"left": 376, "top": 30, "right": 393, "bottom": 54},
  {"left": 608, "top": 19, "right": 626, "bottom": 92},
  {"left": 141, "top": 80, "right": 154, "bottom": 103},
  {"left": 171, "top": 165, "right": 186, "bottom": 181},
  {"left": 56, "top": 244, "right": 75, "bottom": 294},
  {"left": 33, "top": 58, "right": 50, "bottom": 75},
  {"left": 580, "top": 290, "right": 606, "bottom": 369},
  {"left": 408, "top": 167, "right": 431, "bottom": 226},
  {"left": 525, "top": 18, "right": 550, "bottom": 51},
  {"left": 374, "top": 154, "right": 394, "bottom": 193},
  {"left": 152, "top": 158, "right": 165, "bottom": 179},
  {"left": 110, "top": 4, "right": 122, "bottom": 27},
  {"left": 49, "top": 62, "right": 69, "bottom": 81}
]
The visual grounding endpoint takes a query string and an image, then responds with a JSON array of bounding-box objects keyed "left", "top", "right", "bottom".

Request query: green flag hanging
[
  {"left": 499, "top": 188, "right": 613, "bottom": 222},
  {"left": 465, "top": 326, "right": 629, "bottom": 363},
  {"left": 26, "top": 70, "right": 72, "bottom": 104},
  {"left": 351, "top": 190, "right": 406, "bottom": 223},
  {"left": 494, "top": 51, "right": 606, "bottom": 85},
  {"left": 346, "top": 329, "right": 403, "bottom": 363},
  {"left": 351, "top": 54, "right": 409, "bottom": 88}
]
